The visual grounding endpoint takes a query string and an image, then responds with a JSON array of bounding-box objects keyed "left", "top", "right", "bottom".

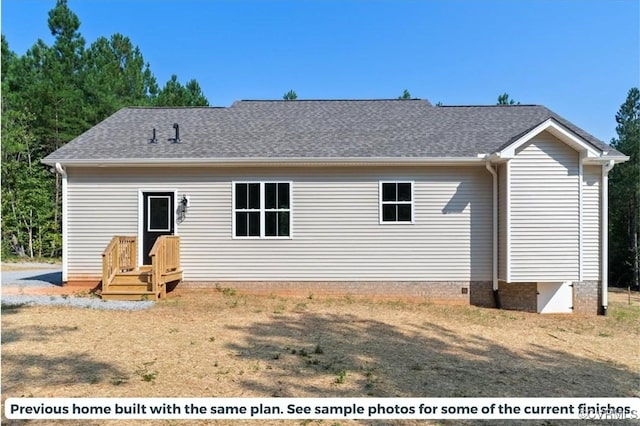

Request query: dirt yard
[{"left": 2, "top": 286, "right": 639, "bottom": 426}]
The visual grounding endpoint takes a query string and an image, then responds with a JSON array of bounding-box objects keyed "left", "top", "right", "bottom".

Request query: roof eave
[
  {"left": 583, "top": 155, "right": 630, "bottom": 165},
  {"left": 43, "top": 156, "right": 488, "bottom": 168}
]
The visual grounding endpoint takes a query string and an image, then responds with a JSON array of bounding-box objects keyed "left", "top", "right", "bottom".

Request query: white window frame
[
  {"left": 379, "top": 181, "right": 415, "bottom": 224},
  {"left": 232, "top": 181, "right": 293, "bottom": 239},
  {"left": 233, "top": 182, "right": 261, "bottom": 238}
]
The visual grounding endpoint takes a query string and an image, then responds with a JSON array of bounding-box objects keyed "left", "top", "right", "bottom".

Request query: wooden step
[
  {"left": 100, "top": 265, "right": 181, "bottom": 301},
  {"left": 106, "top": 282, "right": 150, "bottom": 292},
  {"left": 101, "top": 290, "right": 157, "bottom": 301},
  {"left": 111, "top": 271, "right": 151, "bottom": 285}
]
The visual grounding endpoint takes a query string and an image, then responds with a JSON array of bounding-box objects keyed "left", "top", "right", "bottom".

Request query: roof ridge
[
  {"left": 437, "top": 104, "right": 541, "bottom": 108},
  {"left": 237, "top": 99, "right": 428, "bottom": 102},
  {"left": 124, "top": 106, "right": 224, "bottom": 110}
]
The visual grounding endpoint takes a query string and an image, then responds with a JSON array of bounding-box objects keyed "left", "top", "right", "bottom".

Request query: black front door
[{"left": 143, "top": 192, "right": 175, "bottom": 265}]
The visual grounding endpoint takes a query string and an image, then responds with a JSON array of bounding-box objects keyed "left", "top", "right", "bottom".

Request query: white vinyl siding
[
  {"left": 509, "top": 134, "right": 580, "bottom": 282},
  {"left": 65, "top": 166, "right": 492, "bottom": 282},
  {"left": 582, "top": 166, "right": 600, "bottom": 280},
  {"left": 66, "top": 179, "right": 139, "bottom": 278}
]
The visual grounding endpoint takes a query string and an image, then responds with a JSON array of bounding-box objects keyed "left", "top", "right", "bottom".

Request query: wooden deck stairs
[{"left": 101, "top": 236, "right": 182, "bottom": 301}]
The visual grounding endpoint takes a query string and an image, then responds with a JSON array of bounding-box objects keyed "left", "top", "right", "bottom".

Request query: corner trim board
[{"left": 55, "top": 163, "right": 68, "bottom": 282}]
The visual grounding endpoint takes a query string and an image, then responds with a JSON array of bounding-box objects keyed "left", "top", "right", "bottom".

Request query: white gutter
[
  {"left": 484, "top": 155, "right": 500, "bottom": 307},
  {"left": 42, "top": 156, "right": 488, "bottom": 167},
  {"left": 55, "top": 163, "right": 68, "bottom": 283},
  {"left": 601, "top": 160, "right": 615, "bottom": 315},
  {"left": 583, "top": 155, "right": 630, "bottom": 165}
]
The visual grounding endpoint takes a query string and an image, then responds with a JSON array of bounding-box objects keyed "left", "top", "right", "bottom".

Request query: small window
[
  {"left": 147, "top": 196, "right": 171, "bottom": 231},
  {"left": 233, "top": 182, "right": 292, "bottom": 238},
  {"left": 380, "top": 181, "right": 413, "bottom": 223}
]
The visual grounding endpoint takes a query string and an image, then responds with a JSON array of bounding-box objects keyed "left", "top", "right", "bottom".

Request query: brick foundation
[
  {"left": 65, "top": 275, "right": 100, "bottom": 287},
  {"left": 469, "top": 281, "right": 496, "bottom": 308},
  {"left": 181, "top": 280, "right": 494, "bottom": 304},
  {"left": 497, "top": 282, "right": 537, "bottom": 313},
  {"left": 493, "top": 281, "right": 602, "bottom": 315},
  {"left": 67, "top": 276, "right": 603, "bottom": 314},
  {"left": 573, "top": 280, "right": 602, "bottom": 315}
]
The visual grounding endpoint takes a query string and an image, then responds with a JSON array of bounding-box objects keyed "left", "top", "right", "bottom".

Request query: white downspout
[
  {"left": 601, "top": 160, "right": 615, "bottom": 315},
  {"left": 485, "top": 156, "right": 500, "bottom": 307},
  {"left": 55, "top": 163, "right": 68, "bottom": 283}
]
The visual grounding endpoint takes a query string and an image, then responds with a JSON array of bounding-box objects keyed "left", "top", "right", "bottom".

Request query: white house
[{"left": 43, "top": 99, "right": 628, "bottom": 314}]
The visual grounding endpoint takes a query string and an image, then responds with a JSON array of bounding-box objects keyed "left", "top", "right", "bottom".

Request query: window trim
[
  {"left": 232, "top": 181, "right": 293, "bottom": 239},
  {"left": 379, "top": 181, "right": 415, "bottom": 225}
]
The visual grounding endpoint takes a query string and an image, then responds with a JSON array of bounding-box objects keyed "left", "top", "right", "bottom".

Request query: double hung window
[{"left": 234, "top": 182, "right": 291, "bottom": 238}]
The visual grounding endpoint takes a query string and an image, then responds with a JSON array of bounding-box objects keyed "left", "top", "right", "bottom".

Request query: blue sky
[{"left": 2, "top": 0, "right": 639, "bottom": 143}]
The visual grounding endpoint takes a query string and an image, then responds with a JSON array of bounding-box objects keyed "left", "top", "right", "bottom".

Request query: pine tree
[
  {"left": 398, "top": 89, "right": 411, "bottom": 99},
  {"left": 283, "top": 90, "right": 298, "bottom": 100},
  {"left": 497, "top": 93, "right": 520, "bottom": 105},
  {"left": 154, "top": 74, "right": 209, "bottom": 106},
  {"left": 609, "top": 87, "right": 640, "bottom": 289},
  {"left": 84, "top": 33, "right": 158, "bottom": 122}
]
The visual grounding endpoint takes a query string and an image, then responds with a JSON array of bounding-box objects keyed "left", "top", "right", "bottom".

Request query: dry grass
[
  {"left": 609, "top": 286, "right": 640, "bottom": 306},
  {"left": 2, "top": 287, "right": 639, "bottom": 426}
]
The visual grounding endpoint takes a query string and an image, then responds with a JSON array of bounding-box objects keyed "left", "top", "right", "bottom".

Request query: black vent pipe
[
  {"left": 173, "top": 123, "right": 180, "bottom": 144},
  {"left": 150, "top": 128, "right": 157, "bottom": 143}
]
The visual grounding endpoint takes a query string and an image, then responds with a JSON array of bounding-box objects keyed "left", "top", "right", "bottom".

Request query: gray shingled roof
[{"left": 42, "top": 99, "right": 622, "bottom": 164}]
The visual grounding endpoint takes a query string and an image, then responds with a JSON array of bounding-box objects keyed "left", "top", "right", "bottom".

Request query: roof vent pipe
[
  {"left": 173, "top": 123, "right": 180, "bottom": 144},
  {"left": 150, "top": 128, "right": 157, "bottom": 144}
]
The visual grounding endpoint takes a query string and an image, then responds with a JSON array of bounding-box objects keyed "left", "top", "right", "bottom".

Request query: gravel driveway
[
  {"left": 1, "top": 263, "right": 153, "bottom": 310},
  {"left": 2, "top": 263, "right": 63, "bottom": 287}
]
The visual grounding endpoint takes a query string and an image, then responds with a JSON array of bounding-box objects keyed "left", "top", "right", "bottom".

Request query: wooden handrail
[
  {"left": 102, "top": 237, "right": 119, "bottom": 291},
  {"left": 149, "top": 235, "right": 180, "bottom": 298},
  {"left": 101, "top": 235, "right": 180, "bottom": 300},
  {"left": 101, "top": 236, "right": 137, "bottom": 293}
]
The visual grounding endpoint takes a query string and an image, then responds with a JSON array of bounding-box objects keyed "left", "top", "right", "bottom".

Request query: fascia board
[{"left": 498, "top": 119, "right": 601, "bottom": 158}]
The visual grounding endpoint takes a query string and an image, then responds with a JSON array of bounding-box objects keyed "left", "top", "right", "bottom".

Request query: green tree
[
  {"left": 283, "top": 89, "right": 298, "bottom": 100},
  {"left": 1, "top": 108, "right": 58, "bottom": 258},
  {"left": 609, "top": 87, "right": 640, "bottom": 289},
  {"left": 45, "top": 0, "right": 90, "bottom": 147},
  {"left": 398, "top": 89, "right": 411, "bottom": 99},
  {"left": 497, "top": 93, "right": 520, "bottom": 105},
  {"left": 83, "top": 33, "right": 158, "bottom": 122},
  {"left": 153, "top": 74, "right": 209, "bottom": 106},
  {"left": 1, "top": 1, "right": 212, "bottom": 259},
  {"left": 1, "top": 35, "right": 16, "bottom": 89}
]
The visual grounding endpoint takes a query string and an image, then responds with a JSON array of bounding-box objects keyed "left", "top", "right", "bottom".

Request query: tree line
[
  {"left": 609, "top": 88, "right": 639, "bottom": 290},
  {"left": 1, "top": 0, "right": 209, "bottom": 258}
]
